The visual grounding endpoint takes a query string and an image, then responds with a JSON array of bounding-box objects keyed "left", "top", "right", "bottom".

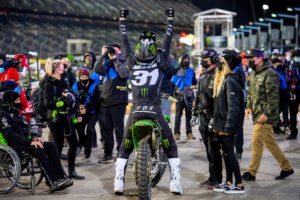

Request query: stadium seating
[{"left": 0, "top": 0, "right": 200, "bottom": 58}]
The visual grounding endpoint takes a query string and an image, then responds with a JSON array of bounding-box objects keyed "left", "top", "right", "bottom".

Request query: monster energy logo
[
  {"left": 124, "top": 139, "right": 132, "bottom": 149},
  {"left": 148, "top": 44, "right": 157, "bottom": 56},
  {"left": 135, "top": 42, "right": 141, "bottom": 50},
  {"left": 141, "top": 88, "right": 149, "bottom": 97},
  {"left": 162, "top": 139, "right": 170, "bottom": 149}
]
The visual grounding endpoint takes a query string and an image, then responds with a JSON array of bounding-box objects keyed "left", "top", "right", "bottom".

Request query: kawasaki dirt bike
[{"left": 131, "top": 116, "right": 170, "bottom": 200}]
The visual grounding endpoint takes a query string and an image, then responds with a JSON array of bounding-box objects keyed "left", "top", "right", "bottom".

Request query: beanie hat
[
  {"left": 78, "top": 67, "right": 90, "bottom": 77},
  {"left": 221, "top": 49, "right": 240, "bottom": 70}
]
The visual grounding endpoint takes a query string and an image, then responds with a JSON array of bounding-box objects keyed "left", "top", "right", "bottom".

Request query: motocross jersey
[{"left": 119, "top": 16, "right": 174, "bottom": 113}]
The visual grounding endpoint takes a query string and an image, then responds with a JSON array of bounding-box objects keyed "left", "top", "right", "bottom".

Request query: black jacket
[
  {"left": 40, "top": 75, "right": 77, "bottom": 119},
  {"left": 75, "top": 79, "right": 100, "bottom": 115},
  {"left": 94, "top": 56, "right": 128, "bottom": 107},
  {"left": 0, "top": 105, "right": 31, "bottom": 149},
  {"left": 193, "top": 69, "right": 215, "bottom": 120},
  {"left": 213, "top": 73, "right": 245, "bottom": 134}
]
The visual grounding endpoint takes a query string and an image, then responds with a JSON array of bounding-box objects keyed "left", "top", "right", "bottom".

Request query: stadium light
[
  {"left": 249, "top": 21, "right": 253, "bottom": 25},
  {"left": 271, "top": 13, "right": 277, "bottom": 18},
  {"left": 287, "top": 7, "right": 293, "bottom": 12},
  {"left": 240, "top": 25, "right": 245, "bottom": 29},
  {"left": 259, "top": 18, "right": 264, "bottom": 22},
  {"left": 262, "top": 4, "right": 269, "bottom": 10}
]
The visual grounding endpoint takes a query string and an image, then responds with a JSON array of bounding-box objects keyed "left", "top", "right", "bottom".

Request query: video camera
[{"left": 106, "top": 46, "right": 116, "bottom": 54}]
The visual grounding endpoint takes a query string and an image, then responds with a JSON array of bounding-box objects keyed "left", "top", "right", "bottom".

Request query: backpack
[{"left": 32, "top": 85, "right": 56, "bottom": 123}]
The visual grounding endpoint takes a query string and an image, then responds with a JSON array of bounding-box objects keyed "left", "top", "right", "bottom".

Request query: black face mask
[
  {"left": 248, "top": 60, "right": 256, "bottom": 69},
  {"left": 217, "top": 62, "right": 224, "bottom": 71},
  {"left": 182, "top": 61, "right": 190, "bottom": 68},
  {"left": 277, "top": 65, "right": 285, "bottom": 70},
  {"left": 201, "top": 60, "right": 210, "bottom": 69},
  {"left": 81, "top": 79, "right": 89, "bottom": 85}
]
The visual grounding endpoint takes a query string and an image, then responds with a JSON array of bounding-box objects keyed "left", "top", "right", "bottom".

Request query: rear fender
[{"left": 131, "top": 119, "right": 161, "bottom": 151}]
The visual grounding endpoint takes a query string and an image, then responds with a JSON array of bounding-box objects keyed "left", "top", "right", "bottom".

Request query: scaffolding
[{"left": 193, "top": 8, "right": 237, "bottom": 55}]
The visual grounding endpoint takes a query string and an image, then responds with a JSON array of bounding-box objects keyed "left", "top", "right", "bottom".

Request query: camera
[{"left": 106, "top": 46, "right": 116, "bottom": 54}]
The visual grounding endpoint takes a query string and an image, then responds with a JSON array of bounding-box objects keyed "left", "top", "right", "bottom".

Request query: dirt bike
[{"left": 131, "top": 116, "right": 170, "bottom": 200}]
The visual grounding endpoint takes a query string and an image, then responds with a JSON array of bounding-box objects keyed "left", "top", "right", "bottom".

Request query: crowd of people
[{"left": 0, "top": 8, "right": 299, "bottom": 196}]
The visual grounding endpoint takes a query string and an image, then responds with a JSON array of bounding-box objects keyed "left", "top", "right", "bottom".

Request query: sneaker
[
  {"left": 174, "top": 133, "right": 180, "bottom": 141},
  {"left": 224, "top": 184, "right": 245, "bottom": 194},
  {"left": 275, "top": 169, "right": 294, "bottom": 180},
  {"left": 98, "top": 155, "right": 114, "bottom": 163},
  {"left": 187, "top": 132, "right": 195, "bottom": 140},
  {"left": 242, "top": 172, "right": 256, "bottom": 181},
  {"left": 213, "top": 182, "right": 231, "bottom": 193}
]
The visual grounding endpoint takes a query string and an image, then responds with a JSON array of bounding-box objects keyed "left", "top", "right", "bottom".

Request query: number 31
[{"left": 131, "top": 69, "right": 159, "bottom": 86}]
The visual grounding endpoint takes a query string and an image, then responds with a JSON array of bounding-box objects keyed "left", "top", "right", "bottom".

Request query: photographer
[
  {"left": 40, "top": 59, "right": 84, "bottom": 180},
  {"left": 0, "top": 90, "right": 73, "bottom": 192},
  {"left": 73, "top": 67, "right": 100, "bottom": 162},
  {"left": 94, "top": 44, "right": 128, "bottom": 163}
]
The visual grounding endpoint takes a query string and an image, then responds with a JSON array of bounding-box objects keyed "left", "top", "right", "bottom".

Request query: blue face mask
[{"left": 295, "top": 57, "right": 300, "bottom": 63}]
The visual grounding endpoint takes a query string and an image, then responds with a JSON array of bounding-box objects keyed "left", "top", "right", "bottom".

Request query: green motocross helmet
[{"left": 134, "top": 31, "right": 158, "bottom": 62}]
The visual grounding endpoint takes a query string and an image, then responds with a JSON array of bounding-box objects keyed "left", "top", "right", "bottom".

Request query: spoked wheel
[
  {"left": 151, "top": 147, "right": 168, "bottom": 187},
  {"left": 0, "top": 145, "right": 21, "bottom": 194},
  {"left": 17, "top": 159, "right": 44, "bottom": 190},
  {"left": 136, "top": 143, "right": 152, "bottom": 200}
]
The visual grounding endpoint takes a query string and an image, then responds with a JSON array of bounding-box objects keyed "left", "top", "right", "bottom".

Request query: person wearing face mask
[
  {"left": 73, "top": 68, "right": 100, "bottom": 162},
  {"left": 212, "top": 50, "right": 245, "bottom": 194},
  {"left": 0, "top": 90, "right": 73, "bottom": 192},
  {"left": 39, "top": 59, "right": 84, "bottom": 180},
  {"left": 271, "top": 58, "right": 289, "bottom": 134},
  {"left": 94, "top": 44, "right": 128, "bottom": 163},
  {"left": 191, "top": 48, "right": 222, "bottom": 189},
  {"left": 242, "top": 49, "right": 294, "bottom": 182},
  {"left": 172, "top": 54, "right": 197, "bottom": 140},
  {"left": 62, "top": 57, "right": 76, "bottom": 92},
  {"left": 285, "top": 49, "right": 300, "bottom": 140}
]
